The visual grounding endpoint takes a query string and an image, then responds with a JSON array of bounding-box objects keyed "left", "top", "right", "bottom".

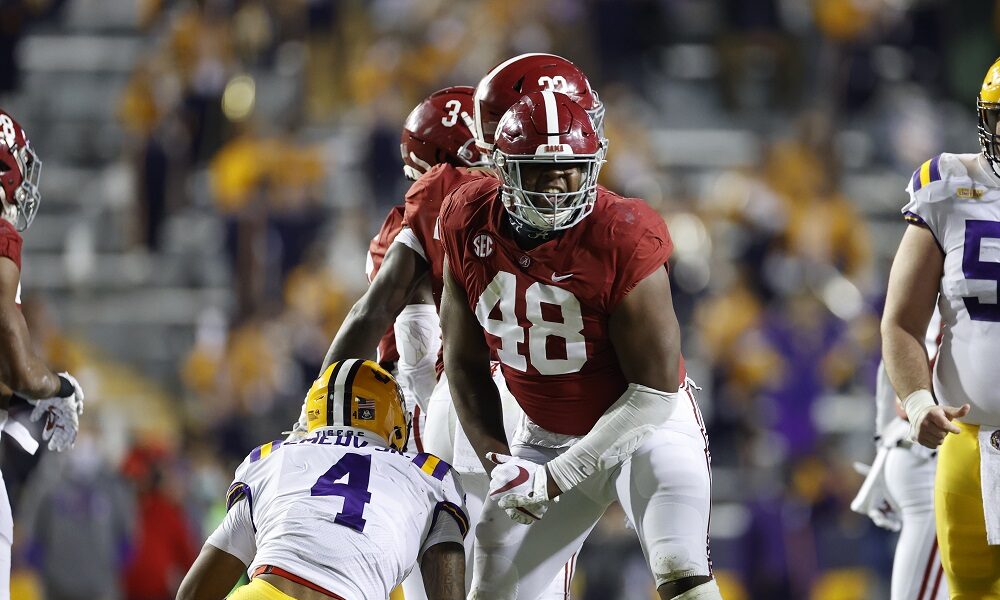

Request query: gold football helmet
[
  {"left": 304, "top": 359, "right": 410, "bottom": 451},
  {"left": 977, "top": 57, "right": 1000, "bottom": 175}
]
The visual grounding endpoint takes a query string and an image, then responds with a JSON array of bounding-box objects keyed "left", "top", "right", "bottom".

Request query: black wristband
[{"left": 57, "top": 375, "right": 75, "bottom": 398}]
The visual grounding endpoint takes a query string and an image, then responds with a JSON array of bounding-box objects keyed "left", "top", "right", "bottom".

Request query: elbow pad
[
  {"left": 394, "top": 304, "right": 442, "bottom": 412},
  {"left": 546, "top": 383, "right": 678, "bottom": 492}
]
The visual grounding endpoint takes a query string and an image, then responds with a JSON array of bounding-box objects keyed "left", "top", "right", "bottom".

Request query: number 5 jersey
[
  {"left": 208, "top": 429, "right": 469, "bottom": 600},
  {"left": 903, "top": 152, "right": 1000, "bottom": 426}
]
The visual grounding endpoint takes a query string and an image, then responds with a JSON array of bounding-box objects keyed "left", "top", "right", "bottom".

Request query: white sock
[{"left": 670, "top": 579, "right": 723, "bottom": 600}]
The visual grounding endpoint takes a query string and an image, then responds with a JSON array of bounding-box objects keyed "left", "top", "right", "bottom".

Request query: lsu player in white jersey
[
  {"left": 882, "top": 56, "right": 1000, "bottom": 598},
  {"left": 178, "top": 359, "right": 468, "bottom": 600},
  {"left": 854, "top": 310, "right": 947, "bottom": 600}
]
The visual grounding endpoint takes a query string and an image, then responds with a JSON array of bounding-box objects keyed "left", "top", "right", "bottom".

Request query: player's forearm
[
  {"left": 881, "top": 320, "right": 932, "bottom": 400},
  {"left": 545, "top": 383, "right": 677, "bottom": 496},
  {"left": 0, "top": 309, "right": 61, "bottom": 398},
  {"left": 321, "top": 301, "right": 393, "bottom": 371},
  {"left": 447, "top": 362, "right": 509, "bottom": 465},
  {"left": 0, "top": 342, "right": 60, "bottom": 398},
  {"left": 421, "top": 542, "right": 465, "bottom": 600},
  {"left": 322, "top": 249, "right": 429, "bottom": 373}
]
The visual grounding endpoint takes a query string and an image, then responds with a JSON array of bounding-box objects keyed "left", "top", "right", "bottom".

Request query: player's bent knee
[{"left": 664, "top": 579, "right": 722, "bottom": 600}]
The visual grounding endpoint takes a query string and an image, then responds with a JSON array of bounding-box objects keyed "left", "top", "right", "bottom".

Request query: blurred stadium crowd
[{"left": 0, "top": 0, "right": 996, "bottom": 598}]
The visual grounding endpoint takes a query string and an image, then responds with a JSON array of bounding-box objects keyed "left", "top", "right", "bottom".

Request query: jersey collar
[{"left": 308, "top": 427, "right": 390, "bottom": 448}]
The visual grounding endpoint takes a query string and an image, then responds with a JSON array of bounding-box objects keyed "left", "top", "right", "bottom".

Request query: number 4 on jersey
[
  {"left": 475, "top": 271, "right": 587, "bottom": 375},
  {"left": 310, "top": 453, "right": 373, "bottom": 532}
]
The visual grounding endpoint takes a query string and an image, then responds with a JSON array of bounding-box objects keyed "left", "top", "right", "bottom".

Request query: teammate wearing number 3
[
  {"left": 178, "top": 360, "right": 468, "bottom": 600},
  {"left": 882, "top": 57, "right": 1000, "bottom": 597},
  {"left": 439, "top": 90, "right": 720, "bottom": 599}
]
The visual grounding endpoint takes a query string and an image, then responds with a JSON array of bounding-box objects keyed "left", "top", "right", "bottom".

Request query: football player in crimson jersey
[
  {"left": 317, "top": 57, "right": 602, "bottom": 598},
  {"left": 439, "top": 91, "right": 721, "bottom": 600},
  {"left": 0, "top": 109, "right": 85, "bottom": 600}
]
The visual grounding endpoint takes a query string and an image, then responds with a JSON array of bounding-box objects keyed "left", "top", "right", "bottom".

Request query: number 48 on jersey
[{"left": 475, "top": 271, "right": 587, "bottom": 375}]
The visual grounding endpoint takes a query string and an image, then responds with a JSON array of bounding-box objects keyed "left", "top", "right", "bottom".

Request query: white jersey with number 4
[
  {"left": 207, "top": 428, "right": 468, "bottom": 600},
  {"left": 903, "top": 152, "right": 1000, "bottom": 427}
]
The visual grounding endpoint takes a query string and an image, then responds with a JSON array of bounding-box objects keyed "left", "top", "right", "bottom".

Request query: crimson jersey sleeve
[
  {"left": 367, "top": 206, "right": 405, "bottom": 283},
  {"left": 0, "top": 219, "right": 23, "bottom": 272},
  {"left": 401, "top": 164, "right": 486, "bottom": 309},
  {"left": 605, "top": 199, "right": 673, "bottom": 310},
  {"left": 367, "top": 206, "right": 405, "bottom": 366},
  {"left": 438, "top": 175, "right": 498, "bottom": 285}
]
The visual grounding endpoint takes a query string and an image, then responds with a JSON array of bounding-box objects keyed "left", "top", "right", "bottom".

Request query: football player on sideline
[
  {"left": 0, "top": 109, "right": 85, "bottom": 600},
  {"left": 439, "top": 91, "right": 720, "bottom": 600},
  {"left": 882, "top": 57, "right": 1000, "bottom": 597},
  {"left": 178, "top": 359, "right": 467, "bottom": 600}
]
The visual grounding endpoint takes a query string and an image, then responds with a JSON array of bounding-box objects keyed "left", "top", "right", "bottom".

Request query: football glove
[
  {"left": 486, "top": 452, "right": 553, "bottom": 525},
  {"left": 850, "top": 445, "right": 901, "bottom": 532},
  {"left": 29, "top": 372, "right": 84, "bottom": 452}
]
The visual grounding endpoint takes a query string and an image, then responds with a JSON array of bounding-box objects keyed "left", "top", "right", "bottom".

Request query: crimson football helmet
[
  {"left": 493, "top": 91, "right": 605, "bottom": 233},
  {"left": 0, "top": 109, "right": 41, "bottom": 232},
  {"left": 473, "top": 53, "right": 604, "bottom": 151},
  {"left": 400, "top": 86, "right": 486, "bottom": 180}
]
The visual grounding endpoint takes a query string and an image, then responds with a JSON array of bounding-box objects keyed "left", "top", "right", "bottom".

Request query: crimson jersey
[
  {"left": 400, "top": 163, "right": 486, "bottom": 309},
  {"left": 439, "top": 178, "right": 685, "bottom": 436},
  {"left": 367, "top": 205, "right": 406, "bottom": 365},
  {"left": 0, "top": 219, "right": 23, "bottom": 306}
]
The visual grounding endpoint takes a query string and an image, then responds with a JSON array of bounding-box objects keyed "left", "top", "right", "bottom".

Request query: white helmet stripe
[
  {"left": 330, "top": 358, "right": 359, "bottom": 426},
  {"left": 542, "top": 90, "right": 560, "bottom": 147}
]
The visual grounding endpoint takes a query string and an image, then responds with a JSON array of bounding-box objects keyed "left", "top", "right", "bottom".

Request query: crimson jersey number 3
[{"left": 475, "top": 271, "right": 586, "bottom": 374}]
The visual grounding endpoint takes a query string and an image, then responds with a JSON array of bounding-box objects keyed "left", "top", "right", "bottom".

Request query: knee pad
[
  {"left": 651, "top": 544, "right": 700, "bottom": 588},
  {"left": 668, "top": 579, "right": 722, "bottom": 600}
]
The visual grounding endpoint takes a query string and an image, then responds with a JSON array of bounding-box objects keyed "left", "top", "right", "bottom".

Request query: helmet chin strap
[{"left": 506, "top": 212, "right": 560, "bottom": 241}]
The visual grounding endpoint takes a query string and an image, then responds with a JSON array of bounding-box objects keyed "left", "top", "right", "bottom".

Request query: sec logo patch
[
  {"left": 473, "top": 233, "right": 493, "bottom": 258},
  {"left": 991, "top": 429, "right": 1000, "bottom": 452}
]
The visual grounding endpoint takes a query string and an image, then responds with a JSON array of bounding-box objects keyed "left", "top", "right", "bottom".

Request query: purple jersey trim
[
  {"left": 903, "top": 211, "right": 928, "bottom": 226},
  {"left": 431, "top": 501, "right": 470, "bottom": 538},
  {"left": 929, "top": 154, "right": 941, "bottom": 183},
  {"left": 226, "top": 481, "right": 256, "bottom": 532},
  {"left": 249, "top": 440, "right": 283, "bottom": 463},
  {"left": 431, "top": 460, "right": 450, "bottom": 480},
  {"left": 911, "top": 154, "right": 943, "bottom": 192}
]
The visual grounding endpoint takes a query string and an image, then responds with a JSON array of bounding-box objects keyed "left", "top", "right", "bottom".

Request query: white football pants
[
  {"left": 884, "top": 445, "right": 947, "bottom": 600},
  {"left": 470, "top": 383, "right": 713, "bottom": 600}
]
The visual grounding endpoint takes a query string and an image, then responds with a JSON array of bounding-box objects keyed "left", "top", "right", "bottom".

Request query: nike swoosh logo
[
  {"left": 490, "top": 466, "right": 530, "bottom": 496},
  {"left": 551, "top": 272, "right": 573, "bottom": 282}
]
